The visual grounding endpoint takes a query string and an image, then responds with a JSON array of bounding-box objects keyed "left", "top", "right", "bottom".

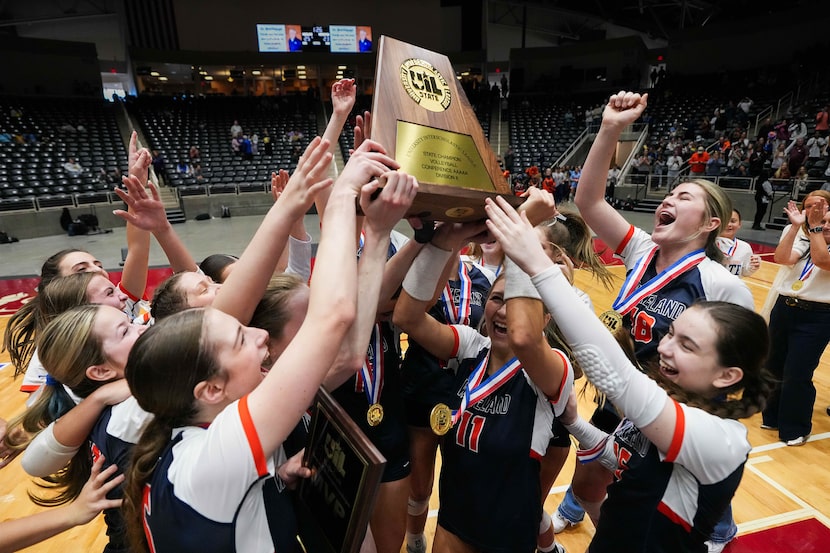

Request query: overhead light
[
  {"left": 461, "top": 71, "right": 470, "bottom": 76},
  {"left": 338, "top": 65, "right": 347, "bottom": 70},
  {"left": 251, "top": 70, "right": 262, "bottom": 75},
  {"left": 204, "top": 75, "right": 214, "bottom": 81},
  {"left": 227, "top": 77, "right": 234, "bottom": 82},
  {"left": 297, "top": 65, "right": 306, "bottom": 70},
  {"left": 199, "top": 70, "right": 208, "bottom": 75},
  {"left": 158, "top": 76, "right": 168, "bottom": 81},
  {"left": 150, "top": 71, "right": 160, "bottom": 77}
]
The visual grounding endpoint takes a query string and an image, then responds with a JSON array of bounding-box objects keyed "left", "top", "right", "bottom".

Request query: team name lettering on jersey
[{"left": 142, "top": 485, "right": 158, "bottom": 553}]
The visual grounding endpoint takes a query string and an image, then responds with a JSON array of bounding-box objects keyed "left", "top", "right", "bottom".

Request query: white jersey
[
  {"left": 773, "top": 225, "right": 830, "bottom": 303},
  {"left": 716, "top": 237, "right": 758, "bottom": 278}
]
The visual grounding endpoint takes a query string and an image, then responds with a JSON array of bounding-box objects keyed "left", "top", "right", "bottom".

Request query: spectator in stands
[
  {"left": 151, "top": 150, "right": 167, "bottom": 186},
  {"left": 542, "top": 168, "right": 555, "bottom": 196},
  {"left": 788, "top": 118, "right": 808, "bottom": 143},
  {"left": 794, "top": 166, "right": 809, "bottom": 193},
  {"left": 231, "top": 134, "right": 241, "bottom": 155},
  {"left": 652, "top": 154, "right": 666, "bottom": 188},
  {"left": 286, "top": 128, "right": 304, "bottom": 143},
  {"left": 816, "top": 105, "right": 829, "bottom": 137},
  {"left": 688, "top": 146, "right": 709, "bottom": 177},
  {"left": 606, "top": 164, "right": 620, "bottom": 199},
  {"left": 786, "top": 137, "right": 808, "bottom": 176},
  {"left": 192, "top": 163, "right": 204, "bottom": 182},
  {"left": 666, "top": 148, "right": 683, "bottom": 186},
  {"left": 63, "top": 157, "right": 83, "bottom": 177},
  {"left": 0, "top": 132, "right": 11, "bottom": 143},
  {"left": 230, "top": 119, "right": 242, "bottom": 137},
  {"left": 503, "top": 145, "right": 515, "bottom": 172},
  {"left": 717, "top": 135, "right": 731, "bottom": 156},
  {"left": 97, "top": 168, "right": 109, "bottom": 185},
  {"left": 774, "top": 164, "right": 791, "bottom": 181},
  {"left": 807, "top": 131, "right": 827, "bottom": 160},
  {"left": 706, "top": 151, "right": 724, "bottom": 178},
  {"left": 262, "top": 131, "right": 273, "bottom": 155},
  {"left": 771, "top": 142, "right": 787, "bottom": 172},
  {"left": 188, "top": 145, "right": 201, "bottom": 160},
  {"left": 250, "top": 133, "right": 259, "bottom": 155},
  {"left": 748, "top": 145, "right": 768, "bottom": 178},
  {"left": 737, "top": 97, "right": 753, "bottom": 124}
]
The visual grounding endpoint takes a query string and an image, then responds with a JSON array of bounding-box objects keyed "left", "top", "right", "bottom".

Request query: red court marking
[{"left": 727, "top": 518, "right": 830, "bottom": 553}]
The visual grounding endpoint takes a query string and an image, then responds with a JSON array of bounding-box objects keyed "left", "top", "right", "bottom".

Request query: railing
[
  {"left": 617, "top": 174, "right": 825, "bottom": 200},
  {"left": 616, "top": 124, "right": 650, "bottom": 200},
  {"left": 776, "top": 91, "right": 794, "bottom": 121},
  {"left": 550, "top": 127, "right": 589, "bottom": 169}
]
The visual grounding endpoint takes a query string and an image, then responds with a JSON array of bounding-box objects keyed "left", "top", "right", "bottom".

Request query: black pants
[{"left": 753, "top": 199, "right": 768, "bottom": 228}]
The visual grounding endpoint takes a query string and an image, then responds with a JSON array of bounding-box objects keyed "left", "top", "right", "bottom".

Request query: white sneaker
[
  {"left": 705, "top": 540, "right": 727, "bottom": 553},
  {"left": 552, "top": 510, "right": 582, "bottom": 533}
]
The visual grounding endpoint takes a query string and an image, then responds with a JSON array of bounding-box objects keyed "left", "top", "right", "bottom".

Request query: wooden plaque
[
  {"left": 371, "top": 35, "right": 521, "bottom": 222},
  {"left": 295, "top": 387, "right": 386, "bottom": 553}
]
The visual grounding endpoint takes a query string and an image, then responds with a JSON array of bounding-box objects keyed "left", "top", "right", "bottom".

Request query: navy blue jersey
[
  {"left": 331, "top": 321, "right": 409, "bottom": 482},
  {"left": 437, "top": 327, "right": 572, "bottom": 553},
  {"left": 615, "top": 226, "right": 753, "bottom": 363},
  {"left": 590, "top": 419, "right": 745, "bottom": 553},
  {"left": 400, "top": 262, "right": 493, "bottom": 416},
  {"left": 141, "top": 398, "right": 299, "bottom": 553}
]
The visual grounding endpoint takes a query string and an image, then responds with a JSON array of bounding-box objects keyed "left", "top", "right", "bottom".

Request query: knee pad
[{"left": 407, "top": 496, "right": 430, "bottom": 517}]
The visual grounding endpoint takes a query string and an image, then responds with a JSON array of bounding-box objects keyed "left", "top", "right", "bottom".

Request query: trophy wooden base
[{"left": 406, "top": 182, "right": 523, "bottom": 222}]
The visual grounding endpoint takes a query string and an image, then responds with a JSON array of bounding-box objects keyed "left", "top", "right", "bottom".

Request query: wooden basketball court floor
[{"left": 1, "top": 223, "right": 829, "bottom": 552}]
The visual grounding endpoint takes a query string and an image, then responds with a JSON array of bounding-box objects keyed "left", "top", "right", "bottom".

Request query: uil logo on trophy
[{"left": 371, "top": 36, "right": 521, "bottom": 222}]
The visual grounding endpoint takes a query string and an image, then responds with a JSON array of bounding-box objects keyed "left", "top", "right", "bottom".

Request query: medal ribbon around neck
[
  {"left": 442, "top": 260, "right": 472, "bottom": 325},
  {"left": 796, "top": 246, "right": 830, "bottom": 286},
  {"left": 356, "top": 324, "right": 384, "bottom": 406},
  {"left": 451, "top": 355, "right": 523, "bottom": 427},
  {"left": 612, "top": 247, "right": 707, "bottom": 316},
  {"left": 718, "top": 238, "right": 738, "bottom": 257}
]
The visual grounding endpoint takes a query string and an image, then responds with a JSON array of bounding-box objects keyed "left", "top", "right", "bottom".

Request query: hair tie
[{"left": 45, "top": 374, "right": 58, "bottom": 387}]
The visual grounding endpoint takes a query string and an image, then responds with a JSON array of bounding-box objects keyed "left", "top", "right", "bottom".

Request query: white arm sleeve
[
  {"left": 401, "top": 243, "right": 453, "bottom": 301},
  {"left": 286, "top": 234, "right": 312, "bottom": 282},
  {"left": 21, "top": 422, "right": 81, "bottom": 478},
  {"left": 531, "top": 265, "right": 668, "bottom": 428}
]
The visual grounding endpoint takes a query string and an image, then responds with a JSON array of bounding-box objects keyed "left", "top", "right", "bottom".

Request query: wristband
[
  {"left": 402, "top": 243, "right": 454, "bottom": 301},
  {"left": 809, "top": 226, "right": 824, "bottom": 234},
  {"left": 503, "top": 257, "right": 542, "bottom": 301},
  {"left": 413, "top": 221, "right": 436, "bottom": 244}
]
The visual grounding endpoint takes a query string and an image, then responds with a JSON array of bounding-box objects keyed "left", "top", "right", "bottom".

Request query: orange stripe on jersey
[
  {"left": 118, "top": 281, "right": 145, "bottom": 302},
  {"left": 548, "top": 348, "right": 570, "bottom": 403},
  {"left": 665, "top": 400, "right": 685, "bottom": 463},
  {"left": 657, "top": 500, "right": 692, "bottom": 532},
  {"left": 239, "top": 395, "right": 268, "bottom": 477},
  {"left": 614, "top": 224, "right": 636, "bottom": 256},
  {"left": 19, "top": 384, "right": 40, "bottom": 392},
  {"left": 449, "top": 325, "right": 460, "bottom": 358}
]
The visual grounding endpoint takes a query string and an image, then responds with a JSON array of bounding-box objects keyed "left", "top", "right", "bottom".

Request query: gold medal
[
  {"left": 367, "top": 403, "right": 384, "bottom": 427},
  {"left": 792, "top": 281, "right": 804, "bottom": 291},
  {"left": 429, "top": 403, "right": 452, "bottom": 436},
  {"left": 599, "top": 310, "right": 624, "bottom": 332}
]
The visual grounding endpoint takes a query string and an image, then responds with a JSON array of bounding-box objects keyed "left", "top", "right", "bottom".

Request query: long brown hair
[
  {"left": 537, "top": 210, "right": 614, "bottom": 289},
  {"left": 124, "top": 309, "right": 221, "bottom": 553}
]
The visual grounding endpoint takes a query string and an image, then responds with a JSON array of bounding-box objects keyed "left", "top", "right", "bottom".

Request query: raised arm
[
  {"left": 113, "top": 176, "right": 198, "bottom": 274},
  {"left": 314, "top": 78, "right": 358, "bottom": 222},
  {"left": 392, "top": 221, "right": 487, "bottom": 360},
  {"left": 574, "top": 91, "right": 648, "bottom": 250},
  {"left": 213, "top": 137, "right": 333, "bottom": 325},
  {"left": 118, "top": 132, "right": 152, "bottom": 299},
  {"left": 486, "top": 196, "right": 678, "bottom": 453},
  {"left": 249, "top": 140, "right": 398, "bottom": 455},
  {"left": 324, "top": 172, "right": 418, "bottom": 388}
]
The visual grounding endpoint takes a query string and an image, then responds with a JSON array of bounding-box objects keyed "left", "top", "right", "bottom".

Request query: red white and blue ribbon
[
  {"left": 355, "top": 324, "right": 384, "bottom": 406},
  {"left": 796, "top": 246, "right": 830, "bottom": 284},
  {"left": 612, "top": 247, "right": 706, "bottom": 316},
  {"left": 718, "top": 238, "right": 738, "bottom": 257},
  {"left": 576, "top": 438, "right": 610, "bottom": 464},
  {"left": 451, "top": 355, "right": 523, "bottom": 426},
  {"left": 442, "top": 261, "right": 472, "bottom": 325}
]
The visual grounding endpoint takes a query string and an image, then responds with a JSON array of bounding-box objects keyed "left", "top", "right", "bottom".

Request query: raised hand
[
  {"left": 516, "top": 186, "right": 557, "bottom": 226},
  {"left": 783, "top": 200, "right": 806, "bottom": 227},
  {"left": 113, "top": 175, "right": 169, "bottom": 232},
  {"left": 276, "top": 137, "right": 334, "bottom": 218},
  {"left": 127, "top": 131, "right": 152, "bottom": 185},
  {"left": 336, "top": 139, "right": 399, "bottom": 196},
  {"left": 352, "top": 111, "right": 372, "bottom": 151},
  {"left": 602, "top": 91, "right": 648, "bottom": 130},
  {"left": 360, "top": 171, "right": 418, "bottom": 235},
  {"left": 331, "top": 78, "right": 357, "bottom": 117},
  {"left": 485, "top": 195, "right": 551, "bottom": 276},
  {"left": 270, "top": 169, "right": 290, "bottom": 202}
]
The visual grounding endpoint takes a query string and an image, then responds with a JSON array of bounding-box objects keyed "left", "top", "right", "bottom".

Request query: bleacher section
[
  {"left": 0, "top": 97, "right": 127, "bottom": 212},
  {"left": 127, "top": 95, "right": 317, "bottom": 197},
  {"left": 508, "top": 98, "right": 586, "bottom": 172}
]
